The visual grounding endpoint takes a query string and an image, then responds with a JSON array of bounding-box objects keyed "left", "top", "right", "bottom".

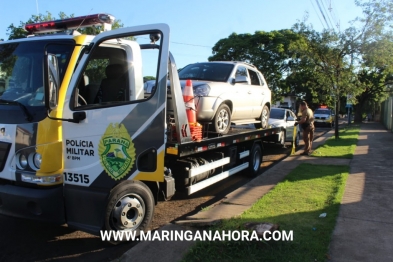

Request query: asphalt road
[{"left": 0, "top": 127, "right": 329, "bottom": 262}]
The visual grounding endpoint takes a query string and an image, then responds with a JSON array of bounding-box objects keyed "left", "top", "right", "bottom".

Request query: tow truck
[{"left": 0, "top": 14, "right": 282, "bottom": 238}]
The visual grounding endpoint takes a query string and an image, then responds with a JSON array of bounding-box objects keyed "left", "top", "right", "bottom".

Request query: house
[{"left": 273, "top": 95, "right": 297, "bottom": 111}]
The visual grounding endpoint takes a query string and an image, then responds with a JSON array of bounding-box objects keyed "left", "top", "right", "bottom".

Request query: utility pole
[
  {"left": 333, "top": 85, "right": 339, "bottom": 139},
  {"left": 335, "top": 97, "right": 339, "bottom": 139},
  {"left": 346, "top": 94, "right": 352, "bottom": 126}
]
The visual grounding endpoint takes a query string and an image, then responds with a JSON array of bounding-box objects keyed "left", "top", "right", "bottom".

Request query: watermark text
[{"left": 100, "top": 230, "right": 293, "bottom": 242}]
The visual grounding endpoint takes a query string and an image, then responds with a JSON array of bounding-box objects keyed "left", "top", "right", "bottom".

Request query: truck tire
[
  {"left": 212, "top": 104, "right": 231, "bottom": 134},
  {"left": 254, "top": 105, "right": 270, "bottom": 129},
  {"left": 104, "top": 181, "right": 154, "bottom": 243},
  {"left": 246, "top": 143, "right": 262, "bottom": 177}
]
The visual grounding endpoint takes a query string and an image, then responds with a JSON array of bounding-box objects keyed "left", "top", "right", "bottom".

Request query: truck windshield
[{"left": 0, "top": 40, "right": 74, "bottom": 108}]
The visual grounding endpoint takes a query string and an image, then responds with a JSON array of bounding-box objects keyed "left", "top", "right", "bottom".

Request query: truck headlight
[
  {"left": 16, "top": 151, "right": 42, "bottom": 171},
  {"left": 16, "top": 153, "right": 28, "bottom": 170},
  {"left": 28, "top": 152, "right": 42, "bottom": 170}
]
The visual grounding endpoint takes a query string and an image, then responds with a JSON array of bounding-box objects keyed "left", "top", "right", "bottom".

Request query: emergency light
[{"left": 25, "top": 13, "right": 115, "bottom": 34}]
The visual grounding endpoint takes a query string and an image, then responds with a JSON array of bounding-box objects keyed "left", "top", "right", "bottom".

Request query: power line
[
  {"left": 319, "top": 0, "right": 335, "bottom": 29},
  {"left": 315, "top": 0, "right": 330, "bottom": 29},
  {"left": 171, "top": 41, "right": 212, "bottom": 48},
  {"left": 139, "top": 36, "right": 212, "bottom": 49},
  {"left": 310, "top": 0, "right": 326, "bottom": 29},
  {"left": 325, "top": 0, "right": 340, "bottom": 31}
]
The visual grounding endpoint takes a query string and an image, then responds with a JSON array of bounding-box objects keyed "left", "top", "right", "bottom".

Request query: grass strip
[
  {"left": 182, "top": 163, "right": 349, "bottom": 262},
  {"left": 311, "top": 126, "right": 360, "bottom": 158}
]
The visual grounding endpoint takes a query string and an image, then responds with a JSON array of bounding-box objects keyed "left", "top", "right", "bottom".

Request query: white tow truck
[{"left": 0, "top": 14, "right": 282, "bottom": 238}]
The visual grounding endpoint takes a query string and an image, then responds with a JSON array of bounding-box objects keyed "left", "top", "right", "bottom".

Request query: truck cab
[{"left": 0, "top": 14, "right": 172, "bottom": 235}]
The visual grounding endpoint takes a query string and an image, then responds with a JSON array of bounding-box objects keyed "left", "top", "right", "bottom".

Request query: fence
[{"left": 381, "top": 97, "right": 393, "bottom": 132}]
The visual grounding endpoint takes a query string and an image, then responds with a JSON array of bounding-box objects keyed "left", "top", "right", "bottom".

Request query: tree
[
  {"left": 291, "top": 0, "right": 393, "bottom": 137},
  {"left": 350, "top": 0, "right": 393, "bottom": 122},
  {"left": 143, "top": 76, "right": 156, "bottom": 82},
  {"left": 353, "top": 68, "right": 393, "bottom": 121},
  {"left": 6, "top": 12, "right": 124, "bottom": 40}
]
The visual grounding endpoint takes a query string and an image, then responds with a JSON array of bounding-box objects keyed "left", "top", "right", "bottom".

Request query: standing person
[{"left": 295, "top": 101, "right": 315, "bottom": 155}]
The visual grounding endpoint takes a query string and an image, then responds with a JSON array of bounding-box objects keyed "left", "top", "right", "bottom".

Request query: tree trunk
[
  {"left": 353, "top": 103, "right": 364, "bottom": 123},
  {"left": 354, "top": 94, "right": 369, "bottom": 123},
  {"left": 334, "top": 99, "right": 339, "bottom": 139}
]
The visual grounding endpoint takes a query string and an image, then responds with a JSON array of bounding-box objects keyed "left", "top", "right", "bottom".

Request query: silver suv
[{"left": 144, "top": 61, "right": 271, "bottom": 134}]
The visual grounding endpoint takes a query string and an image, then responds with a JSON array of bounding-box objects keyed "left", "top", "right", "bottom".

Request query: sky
[{"left": 0, "top": 0, "right": 364, "bottom": 72}]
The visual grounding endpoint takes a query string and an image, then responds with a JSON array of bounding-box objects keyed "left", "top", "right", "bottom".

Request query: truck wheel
[
  {"left": 104, "top": 181, "right": 154, "bottom": 243},
  {"left": 212, "top": 104, "right": 231, "bottom": 134},
  {"left": 246, "top": 143, "right": 262, "bottom": 177},
  {"left": 254, "top": 105, "right": 270, "bottom": 129}
]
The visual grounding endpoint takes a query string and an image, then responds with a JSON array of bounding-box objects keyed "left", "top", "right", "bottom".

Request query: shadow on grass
[{"left": 182, "top": 164, "right": 349, "bottom": 262}]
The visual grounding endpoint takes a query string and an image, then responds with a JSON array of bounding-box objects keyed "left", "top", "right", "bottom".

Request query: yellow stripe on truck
[
  {"left": 36, "top": 35, "right": 87, "bottom": 176},
  {"left": 134, "top": 150, "right": 165, "bottom": 182}
]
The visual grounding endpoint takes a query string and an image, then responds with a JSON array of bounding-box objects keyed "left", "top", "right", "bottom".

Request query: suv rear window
[{"left": 248, "top": 69, "right": 260, "bottom": 85}]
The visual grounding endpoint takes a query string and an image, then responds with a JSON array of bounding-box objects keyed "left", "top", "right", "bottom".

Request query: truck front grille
[{"left": 0, "top": 142, "right": 11, "bottom": 172}]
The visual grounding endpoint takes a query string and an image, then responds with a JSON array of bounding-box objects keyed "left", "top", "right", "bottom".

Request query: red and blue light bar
[{"left": 25, "top": 13, "right": 115, "bottom": 34}]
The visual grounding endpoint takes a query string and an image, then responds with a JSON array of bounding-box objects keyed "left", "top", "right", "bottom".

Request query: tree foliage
[
  {"left": 290, "top": 0, "right": 393, "bottom": 123},
  {"left": 290, "top": 24, "right": 357, "bottom": 112}
]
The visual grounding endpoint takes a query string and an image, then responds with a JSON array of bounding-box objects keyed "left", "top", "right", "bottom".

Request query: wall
[{"left": 381, "top": 97, "right": 393, "bottom": 132}]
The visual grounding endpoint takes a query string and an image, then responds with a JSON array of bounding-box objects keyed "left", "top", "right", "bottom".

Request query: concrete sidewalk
[
  {"left": 119, "top": 122, "right": 392, "bottom": 262},
  {"left": 328, "top": 122, "right": 393, "bottom": 261}
]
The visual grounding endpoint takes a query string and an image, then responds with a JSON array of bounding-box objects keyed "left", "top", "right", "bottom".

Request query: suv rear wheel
[{"left": 254, "top": 105, "right": 270, "bottom": 129}]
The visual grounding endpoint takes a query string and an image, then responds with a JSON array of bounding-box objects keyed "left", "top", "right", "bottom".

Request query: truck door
[{"left": 60, "top": 24, "right": 170, "bottom": 233}]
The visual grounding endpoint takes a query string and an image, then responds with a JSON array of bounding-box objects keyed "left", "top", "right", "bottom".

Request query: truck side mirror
[{"left": 44, "top": 53, "right": 60, "bottom": 111}]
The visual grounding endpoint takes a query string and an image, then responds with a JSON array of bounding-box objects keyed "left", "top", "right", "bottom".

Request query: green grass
[
  {"left": 182, "top": 164, "right": 349, "bottom": 262},
  {"left": 311, "top": 126, "right": 360, "bottom": 158},
  {"left": 201, "top": 205, "right": 213, "bottom": 212}
]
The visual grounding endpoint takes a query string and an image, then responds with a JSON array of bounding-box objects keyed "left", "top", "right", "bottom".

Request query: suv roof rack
[{"left": 193, "top": 61, "right": 258, "bottom": 69}]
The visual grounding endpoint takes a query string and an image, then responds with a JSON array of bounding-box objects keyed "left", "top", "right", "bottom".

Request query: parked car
[
  {"left": 145, "top": 61, "right": 271, "bottom": 134},
  {"left": 267, "top": 108, "right": 300, "bottom": 147},
  {"left": 314, "top": 108, "right": 334, "bottom": 128}
]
